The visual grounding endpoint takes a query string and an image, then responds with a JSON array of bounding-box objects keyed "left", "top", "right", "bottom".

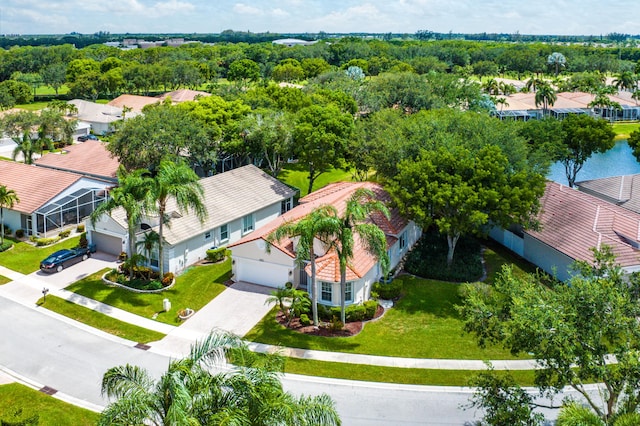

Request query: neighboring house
[
  {"left": 107, "top": 94, "right": 160, "bottom": 115},
  {"left": 35, "top": 140, "right": 120, "bottom": 183},
  {"left": 272, "top": 38, "right": 318, "bottom": 47},
  {"left": 0, "top": 161, "right": 110, "bottom": 237},
  {"left": 87, "top": 164, "right": 296, "bottom": 273},
  {"left": 157, "top": 89, "right": 211, "bottom": 103},
  {"left": 69, "top": 99, "right": 123, "bottom": 135},
  {"left": 229, "top": 182, "right": 422, "bottom": 307},
  {"left": 491, "top": 181, "right": 640, "bottom": 281},
  {"left": 576, "top": 174, "right": 640, "bottom": 214}
]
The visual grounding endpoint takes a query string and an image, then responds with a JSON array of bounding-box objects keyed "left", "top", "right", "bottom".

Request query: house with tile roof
[
  {"left": 157, "top": 89, "right": 211, "bottom": 103},
  {"left": 0, "top": 161, "right": 110, "bottom": 238},
  {"left": 576, "top": 174, "right": 640, "bottom": 214},
  {"left": 35, "top": 140, "right": 120, "bottom": 183},
  {"left": 228, "top": 181, "right": 421, "bottom": 307},
  {"left": 87, "top": 164, "right": 296, "bottom": 273},
  {"left": 491, "top": 181, "right": 640, "bottom": 281},
  {"left": 69, "top": 99, "right": 123, "bottom": 135},
  {"left": 107, "top": 94, "right": 160, "bottom": 114}
]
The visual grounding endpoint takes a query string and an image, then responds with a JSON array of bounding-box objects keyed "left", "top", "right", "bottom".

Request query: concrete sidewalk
[{"left": 0, "top": 262, "right": 535, "bottom": 371}]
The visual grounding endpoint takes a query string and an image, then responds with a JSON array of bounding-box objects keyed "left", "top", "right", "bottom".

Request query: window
[
  {"left": 150, "top": 248, "right": 159, "bottom": 268},
  {"left": 242, "top": 214, "right": 254, "bottom": 234},
  {"left": 281, "top": 198, "right": 292, "bottom": 214},
  {"left": 345, "top": 282, "right": 353, "bottom": 302},
  {"left": 219, "top": 224, "right": 229, "bottom": 242},
  {"left": 321, "top": 282, "right": 332, "bottom": 302},
  {"left": 204, "top": 231, "right": 212, "bottom": 241},
  {"left": 399, "top": 231, "right": 407, "bottom": 251}
]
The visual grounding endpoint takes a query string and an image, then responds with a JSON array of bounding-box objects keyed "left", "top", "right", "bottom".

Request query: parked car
[
  {"left": 77, "top": 134, "right": 99, "bottom": 142},
  {"left": 40, "top": 247, "right": 91, "bottom": 273}
]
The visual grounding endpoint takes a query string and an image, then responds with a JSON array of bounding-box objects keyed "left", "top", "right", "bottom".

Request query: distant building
[{"left": 272, "top": 38, "right": 318, "bottom": 47}]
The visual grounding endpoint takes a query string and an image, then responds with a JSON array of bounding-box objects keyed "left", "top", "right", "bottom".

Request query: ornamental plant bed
[{"left": 275, "top": 304, "right": 385, "bottom": 338}]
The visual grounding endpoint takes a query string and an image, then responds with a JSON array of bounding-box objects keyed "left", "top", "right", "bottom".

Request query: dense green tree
[
  {"left": 100, "top": 331, "right": 341, "bottom": 426},
  {"left": 556, "top": 114, "right": 616, "bottom": 187},
  {"left": 459, "top": 246, "right": 640, "bottom": 423},
  {"left": 0, "top": 185, "right": 19, "bottom": 245},
  {"left": 0, "top": 110, "right": 40, "bottom": 164},
  {"left": 0, "top": 80, "right": 33, "bottom": 108},
  {"left": 301, "top": 57, "right": 331, "bottom": 79},
  {"left": 292, "top": 104, "right": 354, "bottom": 195},
  {"left": 40, "top": 63, "right": 67, "bottom": 95},
  {"left": 388, "top": 144, "right": 544, "bottom": 265},
  {"left": 227, "top": 58, "right": 261, "bottom": 84},
  {"left": 109, "top": 102, "right": 211, "bottom": 171},
  {"left": 628, "top": 129, "right": 640, "bottom": 163},
  {"left": 239, "top": 110, "right": 293, "bottom": 177},
  {"left": 65, "top": 58, "right": 100, "bottom": 83}
]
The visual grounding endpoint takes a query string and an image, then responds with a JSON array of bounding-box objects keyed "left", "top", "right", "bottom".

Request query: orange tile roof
[
  {"left": 107, "top": 94, "right": 160, "bottom": 112},
  {"left": 157, "top": 89, "right": 211, "bottom": 103},
  {"left": 230, "top": 181, "right": 408, "bottom": 282},
  {"left": 0, "top": 161, "right": 82, "bottom": 213},
  {"left": 527, "top": 181, "right": 640, "bottom": 267},
  {"left": 35, "top": 140, "right": 119, "bottom": 181}
]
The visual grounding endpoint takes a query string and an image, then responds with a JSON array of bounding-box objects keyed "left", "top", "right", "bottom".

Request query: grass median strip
[
  {"left": 283, "top": 358, "right": 537, "bottom": 387},
  {"left": 41, "top": 295, "right": 165, "bottom": 344}
]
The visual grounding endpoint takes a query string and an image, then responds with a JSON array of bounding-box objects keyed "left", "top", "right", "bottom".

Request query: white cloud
[{"left": 233, "top": 3, "right": 261, "bottom": 15}]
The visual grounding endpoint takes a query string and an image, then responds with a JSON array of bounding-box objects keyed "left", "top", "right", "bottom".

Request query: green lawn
[
  {"left": 244, "top": 245, "right": 532, "bottom": 360},
  {"left": 612, "top": 122, "right": 640, "bottom": 141},
  {"left": 283, "top": 358, "right": 536, "bottom": 386},
  {"left": 13, "top": 101, "right": 50, "bottom": 111},
  {"left": 0, "top": 235, "right": 81, "bottom": 274},
  {"left": 278, "top": 163, "right": 355, "bottom": 198},
  {"left": 0, "top": 383, "right": 99, "bottom": 425},
  {"left": 42, "top": 294, "right": 166, "bottom": 344},
  {"left": 0, "top": 275, "right": 10, "bottom": 285},
  {"left": 65, "top": 260, "right": 230, "bottom": 325}
]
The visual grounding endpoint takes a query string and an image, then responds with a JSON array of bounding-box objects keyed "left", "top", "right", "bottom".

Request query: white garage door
[
  {"left": 236, "top": 259, "right": 289, "bottom": 288},
  {"left": 91, "top": 232, "right": 122, "bottom": 256}
]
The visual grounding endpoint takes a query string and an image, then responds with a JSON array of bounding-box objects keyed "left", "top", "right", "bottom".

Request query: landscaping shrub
[
  {"left": 3, "top": 226, "right": 11, "bottom": 236},
  {"left": 299, "top": 313, "right": 311, "bottom": 326},
  {"left": 14, "top": 229, "right": 24, "bottom": 239},
  {"left": 142, "top": 280, "right": 162, "bottom": 291},
  {"left": 0, "top": 240, "right": 12, "bottom": 252},
  {"left": 58, "top": 229, "right": 71, "bottom": 238},
  {"left": 34, "top": 236, "right": 61, "bottom": 246},
  {"left": 79, "top": 232, "right": 88, "bottom": 248},
  {"left": 162, "top": 272, "right": 175, "bottom": 286},
  {"left": 346, "top": 304, "right": 367, "bottom": 322},
  {"left": 372, "top": 280, "right": 403, "bottom": 300},
  {"left": 403, "top": 229, "right": 483, "bottom": 282},
  {"left": 328, "top": 317, "right": 344, "bottom": 332},
  {"left": 364, "top": 300, "right": 378, "bottom": 318},
  {"left": 76, "top": 224, "right": 85, "bottom": 233},
  {"left": 206, "top": 247, "right": 226, "bottom": 263}
]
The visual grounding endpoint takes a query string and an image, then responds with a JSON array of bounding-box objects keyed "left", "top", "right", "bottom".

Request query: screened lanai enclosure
[{"left": 22, "top": 188, "right": 108, "bottom": 237}]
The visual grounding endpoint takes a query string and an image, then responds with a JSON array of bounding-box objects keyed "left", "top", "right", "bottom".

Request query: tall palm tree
[
  {"left": 482, "top": 78, "right": 500, "bottom": 95},
  {"left": 0, "top": 185, "right": 19, "bottom": 245},
  {"left": 612, "top": 70, "right": 638, "bottom": 92},
  {"left": 99, "top": 332, "right": 341, "bottom": 426},
  {"left": 150, "top": 158, "right": 206, "bottom": 277},
  {"left": 327, "top": 188, "right": 391, "bottom": 324},
  {"left": 534, "top": 82, "right": 557, "bottom": 117},
  {"left": 547, "top": 52, "right": 567, "bottom": 77},
  {"left": 90, "top": 166, "right": 154, "bottom": 280},
  {"left": 267, "top": 205, "right": 337, "bottom": 326},
  {"left": 137, "top": 230, "right": 160, "bottom": 279}
]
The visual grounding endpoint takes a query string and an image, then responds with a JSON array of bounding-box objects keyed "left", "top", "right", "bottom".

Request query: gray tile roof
[
  {"left": 577, "top": 174, "right": 640, "bottom": 214},
  {"left": 109, "top": 164, "right": 295, "bottom": 245}
]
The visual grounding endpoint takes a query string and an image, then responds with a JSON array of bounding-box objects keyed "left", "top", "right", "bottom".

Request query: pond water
[{"left": 547, "top": 140, "right": 640, "bottom": 185}]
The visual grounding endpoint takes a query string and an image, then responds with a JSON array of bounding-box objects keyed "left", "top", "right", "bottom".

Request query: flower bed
[{"left": 102, "top": 272, "right": 176, "bottom": 294}]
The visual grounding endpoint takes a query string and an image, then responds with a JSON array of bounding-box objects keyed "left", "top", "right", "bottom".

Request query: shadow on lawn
[{"left": 391, "top": 276, "right": 463, "bottom": 319}]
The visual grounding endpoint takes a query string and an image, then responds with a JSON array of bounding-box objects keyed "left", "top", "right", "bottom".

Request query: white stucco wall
[{"left": 231, "top": 240, "right": 296, "bottom": 287}]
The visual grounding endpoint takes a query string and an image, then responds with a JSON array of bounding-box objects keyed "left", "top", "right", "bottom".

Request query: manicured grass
[
  {"left": 42, "top": 293, "right": 166, "bottom": 344},
  {"left": 278, "top": 163, "right": 355, "bottom": 198},
  {"left": 0, "top": 275, "right": 10, "bottom": 285},
  {"left": 612, "top": 121, "right": 640, "bottom": 141},
  {"left": 284, "top": 358, "right": 537, "bottom": 386},
  {"left": 65, "top": 260, "right": 230, "bottom": 325},
  {"left": 35, "top": 85, "right": 70, "bottom": 96},
  {"left": 0, "top": 383, "right": 99, "bottom": 425},
  {"left": 0, "top": 236, "right": 81, "bottom": 274},
  {"left": 245, "top": 244, "right": 535, "bottom": 360},
  {"left": 13, "top": 102, "right": 50, "bottom": 111}
]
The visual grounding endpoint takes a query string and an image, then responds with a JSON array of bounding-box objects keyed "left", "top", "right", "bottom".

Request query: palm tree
[
  {"left": 524, "top": 76, "right": 544, "bottom": 93},
  {"left": 327, "top": 188, "right": 391, "bottom": 324},
  {"left": 482, "top": 78, "right": 500, "bottom": 95},
  {"left": 547, "top": 52, "right": 567, "bottom": 77},
  {"left": 137, "top": 230, "right": 159, "bottom": 279},
  {"left": 149, "top": 159, "right": 206, "bottom": 277},
  {"left": 266, "top": 205, "right": 338, "bottom": 326},
  {"left": 99, "top": 332, "right": 341, "bottom": 426},
  {"left": 0, "top": 185, "right": 19, "bottom": 245},
  {"left": 534, "top": 82, "right": 557, "bottom": 117},
  {"left": 90, "top": 166, "right": 154, "bottom": 280},
  {"left": 612, "top": 70, "right": 638, "bottom": 92}
]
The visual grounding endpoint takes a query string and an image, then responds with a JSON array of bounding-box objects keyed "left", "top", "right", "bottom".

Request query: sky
[{"left": 1, "top": 0, "right": 639, "bottom": 37}]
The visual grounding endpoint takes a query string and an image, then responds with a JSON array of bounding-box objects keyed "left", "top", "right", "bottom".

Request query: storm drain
[
  {"left": 135, "top": 343, "right": 151, "bottom": 351},
  {"left": 40, "top": 386, "right": 57, "bottom": 395}
]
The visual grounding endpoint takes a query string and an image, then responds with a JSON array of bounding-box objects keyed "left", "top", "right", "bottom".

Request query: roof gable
[{"left": 35, "top": 140, "right": 119, "bottom": 181}]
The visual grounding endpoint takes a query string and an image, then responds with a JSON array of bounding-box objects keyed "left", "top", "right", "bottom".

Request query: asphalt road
[{"left": 1, "top": 295, "right": 597, "bottom": 424}]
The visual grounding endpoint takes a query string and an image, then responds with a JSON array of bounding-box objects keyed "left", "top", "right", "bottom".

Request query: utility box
[{"left": 163, "top": 298, "right": 171, "bottom": 312}]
